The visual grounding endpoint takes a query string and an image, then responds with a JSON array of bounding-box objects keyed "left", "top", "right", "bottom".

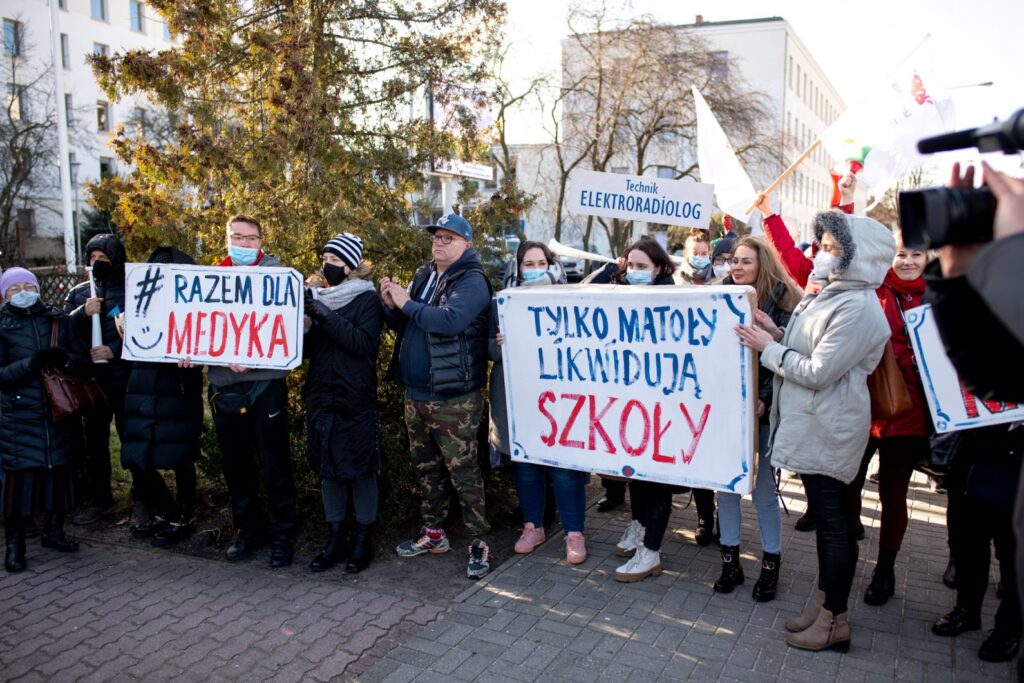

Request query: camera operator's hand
[
  {"left": 938, "top": 163, "right": 986, "bottom": 278},
  {"left": 838, "top": 173, "right": 857, "bottom": 206},
  {"left": 983, "top": 161, "right": 1024, "bottom": 242}
]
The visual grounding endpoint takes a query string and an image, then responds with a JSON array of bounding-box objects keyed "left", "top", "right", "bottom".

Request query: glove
[
  {"left": 304, "top": 289, "right": 328, "bottom": 320},
  {"left": 34, "top": 347, "right": 70, "bottom": 371}
]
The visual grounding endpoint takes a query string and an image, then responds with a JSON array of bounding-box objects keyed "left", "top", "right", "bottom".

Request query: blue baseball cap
[{"left": 425, "top": 213, "right": 473, "bottom": 242}]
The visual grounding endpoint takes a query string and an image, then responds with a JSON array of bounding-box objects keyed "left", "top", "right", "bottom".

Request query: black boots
[
  {"left": 752, "top": 552, "right": 781, "bottom": 602},
  {"left": 864, "top": 549, "right": 897, "bottom": 606},
  {"left": 40, "top": 513, "right": 79, "bottom": 553},
  {"left": 346, "top": 524, "right": 373, "bottom": 574},
  {"left": 943, "top": 556, "right": 957, "bottom": 589},
  {"left": 4, "top": 517, "right": 26, "bottom": 573},
  {"left": 713, "top": 545, "right": 744, "bottom": 593},
  {"left": 694, "top": 489, "right": 718, "bottom": 547},
  {"left": 309, "top": 523, "right": 347, "bottom": 573}
]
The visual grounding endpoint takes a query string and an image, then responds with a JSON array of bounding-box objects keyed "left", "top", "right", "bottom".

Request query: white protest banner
[
  {"left": 567, "top": 169, "right": 714, "bottom": 230},
  {"left": 498, "top": 285, "right": 756, "bottom": 493},
  {"left": 121, "top": 262, "right": 304, "bottom": 370},
  {"left": 906, "top": 304, "right": 1022, "bottom": 433}
]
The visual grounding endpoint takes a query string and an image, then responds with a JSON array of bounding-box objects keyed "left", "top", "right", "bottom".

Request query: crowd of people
[{"left": 1, "top": 167, "right": 1021, "bottom": 661}]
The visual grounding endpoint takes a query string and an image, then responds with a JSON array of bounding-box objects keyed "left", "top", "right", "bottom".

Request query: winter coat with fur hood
[{"left": 761, "top": 211, "right": 896, "bottom": 484}]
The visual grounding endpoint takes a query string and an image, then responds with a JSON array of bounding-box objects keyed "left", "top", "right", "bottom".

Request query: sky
[{"left": 499, "top": 0, "right": 1023, "bottom": 174}]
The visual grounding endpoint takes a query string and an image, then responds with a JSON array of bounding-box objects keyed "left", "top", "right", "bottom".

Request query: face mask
[
  {"left": 520, "top": 269, "right": 546, "bottom": 282},
  {"left": 625, "top": 269, "right": 653, "bottom": 285},
  {"left": 811, "top": 251, "right": 838, "bottom": 279},
  {"left": 9, "top": 291, "right": 39, "bottom": 309},
  {"left": 228, "top": 244, "right": 259, "bottom": 266},
  {"left": 90, "top": 260, "right": 113, "bottom": 281},
  {"left": 689, "top": 255, "right": 710, "bottom": 271},
  {"left": 713, "top": 263, "right": 731, "bottom": 279},
  {"left": 322, "top": 263, "right": 347, "bottom": 287}
]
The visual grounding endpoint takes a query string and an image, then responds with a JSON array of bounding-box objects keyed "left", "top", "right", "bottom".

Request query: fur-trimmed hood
[{"left": 812, "top": 210, "right": 894, "bottom": 290}]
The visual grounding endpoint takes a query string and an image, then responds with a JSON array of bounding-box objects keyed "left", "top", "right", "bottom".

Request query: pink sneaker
[
  {"left": 565, "top": 532, "right": 587, "bottom": 565},
  {"left": 514, "top": 523, "right": 546, "bottom": 554}
]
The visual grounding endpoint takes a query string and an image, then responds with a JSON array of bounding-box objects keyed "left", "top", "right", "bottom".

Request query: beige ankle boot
[
  {"left": 785, "top": 589, "right": 825, "bottom": 632},
  {"left": 785, "top": 607, "right": 850, "bottom": 652}
]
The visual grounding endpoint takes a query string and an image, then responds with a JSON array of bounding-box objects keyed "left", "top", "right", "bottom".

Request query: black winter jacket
[
  {"left": 0, "top": 302, "right": 88, "bottom": 471},
  {"left": 65, "top": 233, "right": 132, "bottom": 391},
  {"left": 303, "top": 288, "right": 383, "bottom": 481}
]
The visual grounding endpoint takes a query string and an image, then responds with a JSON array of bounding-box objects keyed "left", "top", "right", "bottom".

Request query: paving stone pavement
[{"left": 359, "top": 470, "right": 1015, "bottom": 682}]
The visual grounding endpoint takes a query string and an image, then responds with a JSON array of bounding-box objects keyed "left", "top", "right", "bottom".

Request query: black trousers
[
  {"left": 802, "top": 473, "right": 859, "bottom": 616},
  {"left": 693, "top": 488, "right": 715, "bottom": 525},
  {"left": 212, "top": 379, "right": 296, "bottom": 540},
  {"left": 602, "top": 477, "right": 626, "bottom": 501},
  {"left": 629, "top": 480, "right": 674, "bottom": 551},
  {"left": 126, "top": 465, "right": 197, "bottom": 523},
  {"left": 80, "top": 385, "right": 126, "bottom": 507}
]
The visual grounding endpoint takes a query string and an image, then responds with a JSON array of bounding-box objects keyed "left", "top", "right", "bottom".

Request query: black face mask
[
  {"left": 322, "top": 263, "right": 348, "bottom": 287},
  {"left": 91, "top": 260, "right": 113, "bottom": 282}
]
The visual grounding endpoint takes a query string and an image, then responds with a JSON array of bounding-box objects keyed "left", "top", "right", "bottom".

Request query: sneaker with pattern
[
  {"left": 467, "top": 539, "right": 491, "bottom": 579},
  {"left": 396, "top": 527, "right": 450, "bottom": 556}
]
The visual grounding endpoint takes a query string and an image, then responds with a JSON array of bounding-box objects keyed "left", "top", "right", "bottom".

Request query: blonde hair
[{"left": 734, "top": 237, "right": 803, "bottom": 312}]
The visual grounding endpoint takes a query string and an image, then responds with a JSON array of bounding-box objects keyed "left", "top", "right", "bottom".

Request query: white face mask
[
  {"left": 811, "top": 251, "right": 838, "bottom": 279},
  {"left": 712, "top": 263, "right": 731, "bottom": 279}
]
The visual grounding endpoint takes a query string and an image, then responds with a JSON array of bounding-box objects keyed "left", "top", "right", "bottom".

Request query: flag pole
[{"left": 745, "top": 139, "right": 822, "bottom": 214}]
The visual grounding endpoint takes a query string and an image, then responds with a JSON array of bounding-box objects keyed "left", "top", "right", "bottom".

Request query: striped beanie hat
[{"left": 323, "top": 233, "right": 363, "bottom": 270}]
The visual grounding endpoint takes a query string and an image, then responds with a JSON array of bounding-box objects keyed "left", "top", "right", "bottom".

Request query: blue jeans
[
  {"left": 515, "top": 463, "right": 587, "bottom": 534},
  {"left": 717, "top": 425, "right": 781, "bottom": 553}
]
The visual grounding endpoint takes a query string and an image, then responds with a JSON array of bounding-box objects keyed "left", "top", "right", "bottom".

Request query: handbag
[
  {"left": 209, "top": 380, "right": 269, "bottom": 416},
  {"left": 41, "top": 320, "right": 106, "bottom": 422},
  {"left": 868, "top": 341, "right": 914, "bottom": 420}
]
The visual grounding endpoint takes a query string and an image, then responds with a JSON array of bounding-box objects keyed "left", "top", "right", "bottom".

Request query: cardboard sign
[
  {"left": 121, "top": 263, "right": 304, "bottom": 370},
  {"left": 497, "top": 284, "right": 756, "bottom": 493},
  {"left": 906, "top": 304, "right": 1022, "bottom": 433},
  {"left": 567, "top": 169, "right": 714, "bottom": 229}
]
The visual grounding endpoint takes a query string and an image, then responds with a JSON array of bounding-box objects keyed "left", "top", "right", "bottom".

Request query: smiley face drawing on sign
[{"left": 130, "top": 265, "right": 165, "bottom": 350}]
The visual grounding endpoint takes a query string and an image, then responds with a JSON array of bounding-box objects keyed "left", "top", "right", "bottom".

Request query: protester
[
  {"left": 381, "top": 213, "right": 493, "bottom": 579},
  {"left": 302, "top": 233, "right": 383, "bottom": 574},
  {"left": 714, "top": 237, "right": 801, "bottom": 602},
  {"left": 845, "top": 232, "right": 932, "bottom": 606},
  {"left": 119, "top": 247, "right": 205, "bottom": 547},
  {"left": 64, "top": 234, "right": 132, "bottom": 526},
  {"left": 737, "top": 210, "right": 895, "bottom": 652},
  {"left": 1, "top": 268, "right": 88, "bottom": 572},
  {"left": 612, "top": 237, "right": 679, "bottom": 582},
  {"left": 490, "top": 241, "right": 588, "bottom": 565},
  {"left": 709, "top": 233, "right": 738, "bottom": 284},
  {"left": 185, "top": 215, "right": 298, "bottom": 568}
]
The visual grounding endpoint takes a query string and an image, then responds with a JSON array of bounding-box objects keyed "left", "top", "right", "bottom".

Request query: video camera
[{"left": 898, "top": 107, "right": 1024, "bottom": 249}]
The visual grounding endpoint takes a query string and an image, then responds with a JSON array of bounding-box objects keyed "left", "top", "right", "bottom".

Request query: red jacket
[
  {"left": 871, "top": 269, "right": 931, "bottom": 439},
  {"left": 762, "top": 203, "right": 853, "bottom": 288}
]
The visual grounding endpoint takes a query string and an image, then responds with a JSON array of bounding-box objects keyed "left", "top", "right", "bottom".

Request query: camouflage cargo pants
[{"left": 404, "top": 389, "right": 490, "bottom": 536}]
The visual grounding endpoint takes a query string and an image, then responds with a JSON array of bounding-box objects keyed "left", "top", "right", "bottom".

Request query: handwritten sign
[
  {"left": 906, "top": 304, "right": 1022, "bottom": 433},
  {"left": 497, "top": 284, "right": 756, "bottom": 493},
  {"left": 121, "top": 263, "right": 304, "bottom": 370},
  {"left": 567, "top": 169, "right": 714, "bottom": 229}
]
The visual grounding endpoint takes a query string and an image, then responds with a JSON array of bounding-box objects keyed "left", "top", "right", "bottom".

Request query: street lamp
[{"left": 69, "top": 160, "right": 81, "bottom": 271}]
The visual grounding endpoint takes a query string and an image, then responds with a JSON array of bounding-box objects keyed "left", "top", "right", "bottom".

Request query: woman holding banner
[
  {"left": 302, "top": 233, "right": 383, "bottom": 574},
  {"left": 713, "top": 237, "right": 802, "bottom": 602},
  {"left": 491, "top": 241, "right": 589, "bottom": 565},
  {"left": 736, "top": 211, "right": 894, "bottom": 652},
  {"left": 612, "top": 237, "right": 680, "bottom": 582}
]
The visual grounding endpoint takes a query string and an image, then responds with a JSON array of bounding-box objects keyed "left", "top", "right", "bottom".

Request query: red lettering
[
  {"left": 192, "top": 311, "right": 207, "bottom": 355},
  {"left": 652, "top": 403, "right": 674, "bottom": 463},
  {"left": 208, "top": 311, "right": 228, "bottom": 357},
  {"left": 558, "top": 393, "right": 586, "bottom": 449},
  {"left": 267, "top": 314, "right": 289, "bottom": 358},
  {"left": 538, "top": 391, "right": 557, "bottom": 446},
  {"left": 166, "top": 311, "right": 191, "bottom": 355},
  {"left": 679, "top": 403, "right": 712, "bottom": 464},
  {"left": 619, "top": 400, "right": 650, "bottom": 457},
  {"left": 248, "top": 313, "right": 268, "bottom": 358},
  {"left": 229, "top": 313, "right": 248, "bottom": 356},
  {"left": 961, "top": 382, "right": 1018, "bottom": 418},
  {"left": 587, "top": 396, "right": 617, "bottom": 453}
]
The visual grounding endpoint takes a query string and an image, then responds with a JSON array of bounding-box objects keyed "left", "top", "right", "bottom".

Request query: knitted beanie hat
[{"left": 323, "top": 233, "right": 364, "bottom": 270}]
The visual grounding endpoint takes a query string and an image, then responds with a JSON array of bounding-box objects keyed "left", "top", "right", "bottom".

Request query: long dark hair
[
  {"left": 613, "top": 237, "right": 675, "bottom": 283},
  {"left": 516, "top": 240, "right": 555, "bottom": 270}
]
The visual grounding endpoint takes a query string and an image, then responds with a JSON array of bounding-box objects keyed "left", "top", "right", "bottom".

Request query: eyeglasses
[
  {"left": 6, "top": 283, "right": 38, "bottom": 294},
  {"left": 431, "top": 234, "right": 459, "bottom": 245},
  {"left": 229, "top": 233, "right": 261, "bottom": 244}
]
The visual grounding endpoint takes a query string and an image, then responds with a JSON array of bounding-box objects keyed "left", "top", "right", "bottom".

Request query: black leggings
[
  {"left": 629, "top": 480, "right": 674, "bottom": 551},
  {"left": 802, "top": 473, "right": 859, "bottom": 616}
]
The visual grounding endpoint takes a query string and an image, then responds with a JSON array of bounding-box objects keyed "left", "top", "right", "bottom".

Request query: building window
[
  {"left": 132, "top": 106, "right": 146, "bottom": 133},
  {"left": 64, "top": 94, "right": 73, "bottom": 125},
  {"left": 93, "top": 43, "right": 109, "bottom": 58},
  {"left": 59, "top": 0, "right": 67, "bottom": 9},
  {"left": 3, "top": 19, "right": 20, "bottom": 57},
  {"left": 7, "top": 84, "right": 25, "bottom": 121},
  {"left": 61, "top": 34, "right": 70, "bottom": 69},
  {"left": 709, "top": 51, "right": 728, "bottom": 81},
  {"left": 162, "top": 22, "right": 171, "bottom": 41},
  {"left": 16, "top": 209, "right": 35, "bottom": 238},
  {"left": 788, "top": 56, "right": 793, "bottom": 89},
  {"left": 91, "top": 0, "right": 107, "bottom": 21},
  {"left": 96, "top": 100, "right": 110, "bottom": 132},
  {"left": 611, "top": 167, "right": 628, "bottom": 175},
  {"left": 99, "top": 157, "right": 116, "bottom": 178},
  {"left": 796, "top": 65, "right": 801, "bottom": 97},
  {"left": 130, "top": 1, "right": 145, "bottom": 32}
]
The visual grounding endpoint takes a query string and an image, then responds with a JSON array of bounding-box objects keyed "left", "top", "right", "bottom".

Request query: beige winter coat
[{"left": 761, "top": 212, "right": 896, "bottom": 484}]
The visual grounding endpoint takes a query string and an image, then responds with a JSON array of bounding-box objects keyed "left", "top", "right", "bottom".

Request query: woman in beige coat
[{"left": 737, "top": 210, "right": 895, "bottom": 653}]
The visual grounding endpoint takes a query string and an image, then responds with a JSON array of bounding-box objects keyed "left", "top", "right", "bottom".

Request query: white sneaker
[
  {"left": 614, "top": 519, "right": 644, "bottom": 558},
  {"left": 614, "top": 545, "right": 663, "bottom": 583}
]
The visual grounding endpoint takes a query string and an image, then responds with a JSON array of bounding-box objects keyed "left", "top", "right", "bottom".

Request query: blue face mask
[
  {"left": 520, "top": 269, "right": 546, "bottom": 282},
  {"left": 228, "top": 244, "right": 259, "bottom": 266},
  {"left": 689, "top": 255, "right": 710, "bottom": 270},
  {"left": 10, "top": 291, "right": 40, "bottom": 309},
  {"left": 624, "top": 269, "right": 653, "bottom": 286}
]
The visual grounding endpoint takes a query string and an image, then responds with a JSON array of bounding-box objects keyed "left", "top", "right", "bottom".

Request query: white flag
[{"left": 693, "top": 86, "right": 758, "bottom": 221}]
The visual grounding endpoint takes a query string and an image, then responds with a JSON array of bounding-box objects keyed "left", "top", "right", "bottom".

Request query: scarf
[
  {"left": 315, "top": 277, "right": 376, "bottom": 311},
  {"left": 882, "top": 268, "right": 925, "bottom": 308}
]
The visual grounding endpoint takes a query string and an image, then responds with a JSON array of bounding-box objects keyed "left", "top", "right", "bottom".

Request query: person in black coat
[
  {"left": 118, "top": 247, "right": 205, "bottom": 547},
  {"left": 302, "top": 233, "right": 383, "bottom": 574},
  {"left": 1, "top": 268, "right": 90, "bottom": 572},
  {"left": 64, "top": 233, "right": 134, "bottom": 526}
]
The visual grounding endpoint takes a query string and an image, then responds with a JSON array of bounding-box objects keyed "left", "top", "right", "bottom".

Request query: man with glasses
[{"left": 381, "top": 213, "right": 493, "bottom": 578}]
